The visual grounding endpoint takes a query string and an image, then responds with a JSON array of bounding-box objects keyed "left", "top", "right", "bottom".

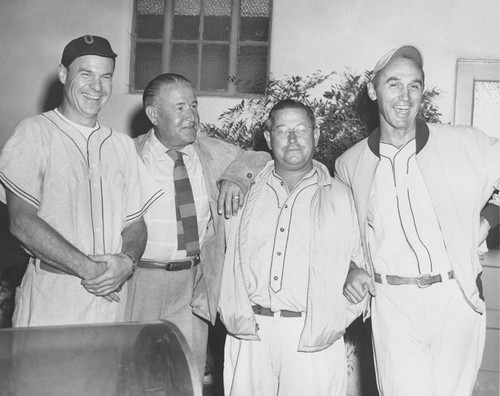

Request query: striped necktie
[{"left": 167, "top": 150, "right": 200, "bottom": 256}]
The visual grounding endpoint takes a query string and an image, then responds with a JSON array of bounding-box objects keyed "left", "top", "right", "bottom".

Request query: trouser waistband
[
  {"left": 137, "top": 255, "right": 200, "bottom": 271},
  {"left": 374, "top": 270, "right": 454, "bottom": 288},
  {"left": 252, "top": 304, "right": 302, "bottom": 318}
]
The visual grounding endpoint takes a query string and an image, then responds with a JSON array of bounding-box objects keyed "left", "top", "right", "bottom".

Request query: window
[
  {"left": 131, "top": 0, "right": 271, "bottom": 96},
  {"left": 454, "top": 59, "right": 500, "bottom": 138}
]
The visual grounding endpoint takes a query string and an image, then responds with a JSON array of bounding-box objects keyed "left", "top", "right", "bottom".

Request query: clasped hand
[
  {"left": 343, "top": 268, "right": 377, "bottom": 304},
  {"left": 81, "top": 253, "right": 134, "bottom": 303}
]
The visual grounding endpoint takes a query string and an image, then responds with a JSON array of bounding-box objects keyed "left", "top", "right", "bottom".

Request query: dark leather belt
[
  {"left": 252, "top": 305, "right": 302, "bottom": 318},
  {"left": 137, "top": 256, "right": 200, "bottom": 271},
  {"left": 374, "top": 270, "right": 454, "bottom": 288}
]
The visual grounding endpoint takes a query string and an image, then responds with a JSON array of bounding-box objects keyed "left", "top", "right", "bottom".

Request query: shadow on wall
[
  {"left": 129, "top": 108, "right": 152, "bottom": 138},
  {"left": 41, "top": 75, "right": 63, "bottom": 112}
]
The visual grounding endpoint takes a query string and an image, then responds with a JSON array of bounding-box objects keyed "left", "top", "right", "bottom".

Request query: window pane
[
  {"left": 174, "top": 0, "right": 201, "bottom": 15},
  {"left": 134, "top": 42, "right": 163, "bottom": 90},
  {"left": 236, "top": 45, "right": 267, "bottom": 94},
  {"left": 137, "top": 0, "right": 165, "bottom": 14},
  {"left": 240, "top": 0, "right": 270, "bottom": 41},
  {"left": 170, "top": 43, "right": 199, "bottom": 87},
  {"left": 173, "top": 0, "right": 201, "bottom": 39},
  {"left": 200, "top": 44, "right": 229, "bottom": 91},
  {"left": 137, "top": 15, "right": 165, "bottom": 39},
  {"left": 203, "top": 0, "right": 231, "bottom": 41},
  {"left": 172, "top": 15, "right": 200, "bottom": 39},
  {"left": 473, "top": 81, "right": 500, "bottom": 138},
  {"left": 136, "top": 0, "right": 165, "bottom": 39}
]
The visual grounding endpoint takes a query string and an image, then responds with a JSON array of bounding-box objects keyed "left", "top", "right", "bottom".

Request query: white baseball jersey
[{"left": 0, "top": 110, "right": 163, "bottom": 326}]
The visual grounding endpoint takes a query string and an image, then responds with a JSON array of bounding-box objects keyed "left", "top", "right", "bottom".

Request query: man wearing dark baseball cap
[
  {"left": 337, "top": 44, "right": 500, "bottom": 395},
  {"left": 0, "top": 35, "right": 162, "bottom": 328},
  {"left": 61, "top": 34, "right": 117, "bottom": 68}
]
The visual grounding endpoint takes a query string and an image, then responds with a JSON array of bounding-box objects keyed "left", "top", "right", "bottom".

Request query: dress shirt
[{"left": 140, "top": 132, "right": 210, "bottom": 261}]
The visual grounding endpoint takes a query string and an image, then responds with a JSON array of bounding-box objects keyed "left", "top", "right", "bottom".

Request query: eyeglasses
[{"left": 272, "top": 125, "right": 312, "bottom": 138}]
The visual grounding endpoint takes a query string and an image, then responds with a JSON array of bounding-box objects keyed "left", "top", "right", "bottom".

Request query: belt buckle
[{"left": 416, "top": 274, "right": 432, "bottom": 288}]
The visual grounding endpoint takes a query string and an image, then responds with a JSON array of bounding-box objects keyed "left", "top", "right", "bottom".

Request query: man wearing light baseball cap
[
  {"left": 336, "top": 45, "right": 500, "bottom": 395},
  {"left": 0, "top": 35, "right": 163, "bottom": 327}
]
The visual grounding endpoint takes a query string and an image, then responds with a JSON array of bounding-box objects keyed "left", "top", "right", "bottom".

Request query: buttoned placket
[
  {"left": 86, "top": 133, "right": 106, "bottom": 254},
  {"left": 268, "top": 174, "right": 316, "bottom": 293}
]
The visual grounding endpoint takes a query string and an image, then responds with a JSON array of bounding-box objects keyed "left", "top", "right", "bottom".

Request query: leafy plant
[
  {"left": 201, "top": 70, "right": 442, "bottom": 174},
  {"left": 201, "top": 71, "right": 333, "bottom": 150}
]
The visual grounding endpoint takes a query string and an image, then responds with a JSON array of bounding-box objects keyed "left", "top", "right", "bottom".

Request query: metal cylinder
[{"left": 0, "top": 321, "right": 201, "bottom": 396}]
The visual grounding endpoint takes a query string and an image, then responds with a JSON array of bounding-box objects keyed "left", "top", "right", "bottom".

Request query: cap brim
[{"left": 373, "top": 45, "right": 423, "bottom": 75}]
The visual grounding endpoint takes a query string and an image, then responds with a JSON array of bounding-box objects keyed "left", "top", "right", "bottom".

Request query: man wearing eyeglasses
[{"left": 218, "top": 99, "right": 364, "bottom": 396}]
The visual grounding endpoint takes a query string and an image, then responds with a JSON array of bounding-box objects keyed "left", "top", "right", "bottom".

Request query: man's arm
[
  {"left": 121, "top": 216, "right": 148, "bottom": 264},
  {"left": 82, "top": 217, "right": 147, "bottom": 296},
  {"left": 343, "top": 261, "right": 376, "bottom": 304},
  {"left": 6, "top": 189, "right": 106, "bottom": 280},
  {"left": 217, "top": 150, "right": 270, "bottom": 218}
]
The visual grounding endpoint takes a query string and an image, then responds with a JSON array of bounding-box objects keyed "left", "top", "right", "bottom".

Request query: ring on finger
[{"left": 232, "top": 196, "right": 240, "bottom": 200}]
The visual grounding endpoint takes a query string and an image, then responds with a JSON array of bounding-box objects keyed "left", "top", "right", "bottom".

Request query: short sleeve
[
  {"left": 124, "top": 140, "right": 164, "bottom": 223},
  {"left": 0, "top": 118, "right": 46, "bottom": 208}
]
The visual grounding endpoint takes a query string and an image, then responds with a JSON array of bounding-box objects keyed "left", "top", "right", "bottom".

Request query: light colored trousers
[
  {"left": 224, "top": 313, "right": 347, "bottom": 396},
  {"left": 13, "top": 260, "right": 126, "bottom": 327},
  {"left": 126, "top": 265, "right": 208, "bottom": 387},
  {"left": 371, "top": 279, "right": 485, "bottom": 396}
]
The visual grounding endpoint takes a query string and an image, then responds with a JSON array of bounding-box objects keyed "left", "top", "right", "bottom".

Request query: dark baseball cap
[
  {"left": 61, "top": 35, "right": 117, "bottom": 67},
  {"left": 371, "top": 45, "right": 423, "bottom": 80}
]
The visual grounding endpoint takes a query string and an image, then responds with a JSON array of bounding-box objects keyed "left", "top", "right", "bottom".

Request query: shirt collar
[
  {"left": 367, "top": 118, "right": 429, "bottom": 157},
  {"left": 269, "top": 166, "right": 318, "bottom": 191},
  {"left": 147, "top": 130, "right": 196, "bottom": 161},
  {"left": 54, "top": 108, "right": 100, "bottom": 134}
]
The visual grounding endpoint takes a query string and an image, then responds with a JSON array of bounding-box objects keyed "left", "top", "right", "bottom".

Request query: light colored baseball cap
[{"left": 372, "top": 45, "right": 423, "bottom": 79}]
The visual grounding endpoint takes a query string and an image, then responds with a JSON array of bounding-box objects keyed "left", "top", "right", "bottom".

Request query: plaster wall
[{"left": 0, "top": 0, "right": 498, "bottom": 148}]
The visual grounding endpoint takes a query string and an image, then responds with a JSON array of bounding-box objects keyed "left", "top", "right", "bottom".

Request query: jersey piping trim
[
  {"left": 0, "top": 173, "right": 40, "bottom": 208},
  {"left": 126, "top": 189, "right": 164, "bottom": 222},
  {"left": 98, "top": 129, "right": 113, "bottom": 252},
  {"left": 42, "top": 113, "right": 87, "bottom": 163}
]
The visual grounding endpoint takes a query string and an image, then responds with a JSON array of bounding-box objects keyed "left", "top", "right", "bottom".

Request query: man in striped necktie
[{"left": 127, "top": 73, "right": 269, "bottom": 388}]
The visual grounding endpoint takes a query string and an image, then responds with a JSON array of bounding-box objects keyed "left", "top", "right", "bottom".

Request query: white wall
[
  {"left": 1, "top": 0, "right": 499, "bottom": 149},
  {"left": 269, "top": 0, "right": 500, "bottom": 125},
  {"left": 0, "top": 0, "right": 136, "bottom": 148}
]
